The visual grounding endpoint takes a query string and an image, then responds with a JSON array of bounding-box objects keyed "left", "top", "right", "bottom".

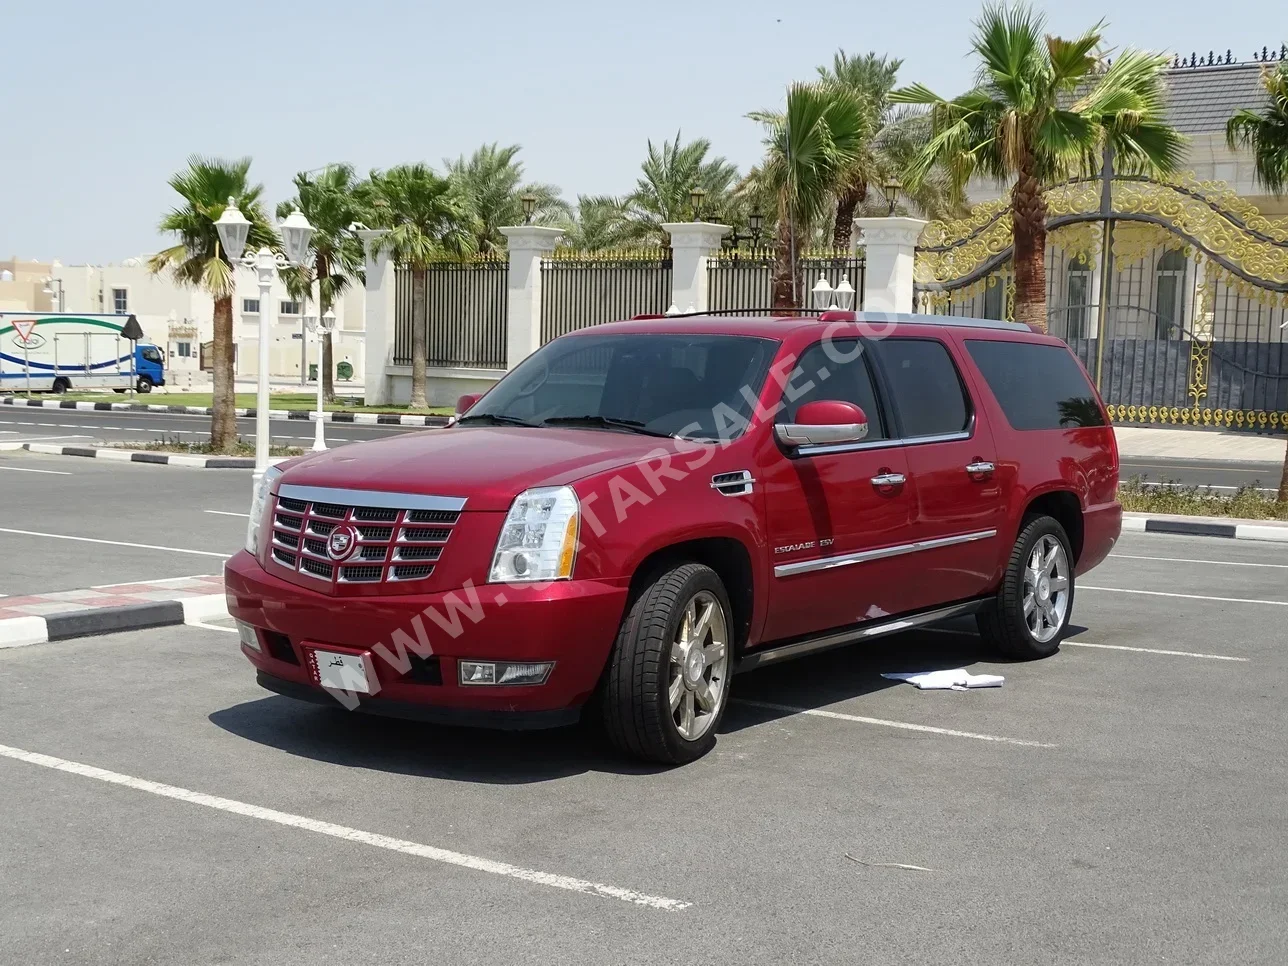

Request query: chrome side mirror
[{"left": 775, "top": 400, "right": 870, "bottom": 448}]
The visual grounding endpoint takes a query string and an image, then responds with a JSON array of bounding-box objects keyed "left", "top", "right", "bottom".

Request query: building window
[
  {"left": 1155, "top": 249, "right": 1187, "bottom": 340},
  {"left": 1065, "top": 255, "right": 1092, "bottom": 340},
  {"left": 176, "top": 342, "right": 192, "bottom": 358},
  {"left": 242, "top": 298, "right": 260, "bottom": 314},
  {"left": 280, "top": 300, "right": 302, "bottom": 316},
  {"left": 112, "top": 288, "right": 128, "bottom": 313}
]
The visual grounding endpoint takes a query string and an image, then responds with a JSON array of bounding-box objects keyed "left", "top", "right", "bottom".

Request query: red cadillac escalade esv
[{"left": 226, "top": 312, "right": 1121, "bottom": 764}]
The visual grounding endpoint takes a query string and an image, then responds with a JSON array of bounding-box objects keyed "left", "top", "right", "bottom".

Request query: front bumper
[{"left": 225, "top": 550, "right": 629, "bottom": 726}]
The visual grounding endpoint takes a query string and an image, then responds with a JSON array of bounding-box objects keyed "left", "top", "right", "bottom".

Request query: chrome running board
[{"left": 735, "top": 598, "right": 987, "bottom": 673}]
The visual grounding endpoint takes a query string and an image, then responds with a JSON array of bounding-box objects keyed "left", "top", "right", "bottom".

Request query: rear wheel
[
  {"left": 51, "top": 378, "right": 70, "bottom": 394},
  {"left": 977, "top": 515, "right": 1075, "bottom": 659},
  {"left": 601, "top": 562, "right": 733, "bottom": 765}
]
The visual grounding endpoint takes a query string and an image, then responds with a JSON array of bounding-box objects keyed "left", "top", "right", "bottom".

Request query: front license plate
[{"left": 308, "top": 648, "right": 371, "bottom": 694}]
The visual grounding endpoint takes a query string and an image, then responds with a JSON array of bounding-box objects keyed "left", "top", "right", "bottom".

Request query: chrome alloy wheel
[
  {"left": 668, "top": 590, "right": 729, "bottom": 741},
  {"left": 1023, "top": 533, "right": 1070, "bottom": 643}
]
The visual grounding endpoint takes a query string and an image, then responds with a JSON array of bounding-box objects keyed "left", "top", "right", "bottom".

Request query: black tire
[
  {"left": 136, "top": 377, "right": 154, "bottom": 394},
  {"left": 113, "top": 388, "right": 127, "bottom": 394},
  {"left": 601, "top": 562, "right": 734, "bottom": 765},
  {"left": 51, "top": 378, "right": 69, "bottom": 394},
  {"left": 977, "top": 514, "right": 1076, "bottom": 660}
]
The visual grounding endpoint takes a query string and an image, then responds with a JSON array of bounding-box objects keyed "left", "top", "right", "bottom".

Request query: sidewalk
[{"left": 1114, "top": 426, "right": 1286, "bottom": 464}]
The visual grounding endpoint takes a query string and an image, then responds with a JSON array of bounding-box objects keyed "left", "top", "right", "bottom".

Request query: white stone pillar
[
  {"left": 353, "top": 226, "right": 393, "bottom": 404},
  {"left": 661, "top": 222, "right": 730, "bottom": 313},
  {"left": 500, "top": 225, "right": 564, "bottom": 369},
  {"left": 854, "top": 217, "right": 928, "bottom": 314}
]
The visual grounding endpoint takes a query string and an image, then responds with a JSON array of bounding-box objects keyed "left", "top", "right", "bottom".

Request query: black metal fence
[
  {"left": 393, "top": 260, "right": 508, "bottom": 369},
  {"left": 707, "top": 251, "right": 866, "bottom": 314},
  {"left": 540, "top": 252, "right": 672, "bottom": 343}
]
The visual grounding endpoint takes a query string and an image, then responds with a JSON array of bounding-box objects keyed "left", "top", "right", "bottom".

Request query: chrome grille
[{"left": 267, "top": 485, "right": 465, "bottom": 590}]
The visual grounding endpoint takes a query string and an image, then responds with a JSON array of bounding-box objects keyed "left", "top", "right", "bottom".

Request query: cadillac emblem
[{"left": 326, "top": 523, "right": 358, "bottom": 561}]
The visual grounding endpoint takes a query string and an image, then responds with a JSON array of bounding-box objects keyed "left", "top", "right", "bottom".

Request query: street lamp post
[
  {"left": 306, "top": 309, "right": 336, "bottom": 451},
  {"left": 41, "top": 277, "right": 64, "bottom": 312},
  {"left": 689, "top": 187, "right": 707, "bottom": 222},
  {"left": 215, "top": 198, "right": 314, "bottom": 488}
]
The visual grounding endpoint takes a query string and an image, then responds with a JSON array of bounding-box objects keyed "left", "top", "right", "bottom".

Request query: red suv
[{"left": 226, "top": 312, "right": 1121, "bottom": 764}]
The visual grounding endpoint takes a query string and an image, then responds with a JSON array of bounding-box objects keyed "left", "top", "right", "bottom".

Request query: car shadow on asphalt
[
  {"left": 208, "top": 698, "right": 668, "bottom": 783},
  {"left": 721, "top": 620, "right": 1073, "bottom": 733}
]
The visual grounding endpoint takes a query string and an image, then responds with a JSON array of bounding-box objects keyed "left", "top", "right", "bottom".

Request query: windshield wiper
[
  {"left": 540, "top": 415, "right": 677, "bottom": 438},
  {"left": 456, "top": 413, "right": 541, "bottom": 428}
]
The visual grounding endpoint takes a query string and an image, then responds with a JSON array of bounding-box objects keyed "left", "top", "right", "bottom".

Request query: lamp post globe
[
  {"left": 279, "top": 209, "right": 315, "bottom": 267},
  {"left": 215, "top": 198, "right": 251, "bottom": 262},
  {"left": 833, "top": 274, "right": 856, "bottom": 311},
  {"left": 811, "top": 273, "right": 835, "bottom": 311}
]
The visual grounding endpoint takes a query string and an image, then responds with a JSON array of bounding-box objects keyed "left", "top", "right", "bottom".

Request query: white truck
[{"left": 0, "top": 312, "right": 166, "bottom": 394}]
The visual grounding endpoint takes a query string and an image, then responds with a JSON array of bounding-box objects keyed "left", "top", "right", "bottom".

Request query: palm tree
[
  {"left": 1226, "top": 61, "right": 1288, "bottom": 501},
  {"left": 748, "top": 83, "right": 869, "bottom": 308},
  {"left": 445, "top": 143, "right": 570, "bottom": 253},
  {"left": 368, "top": 164, "right": 473, "bottom": 409},
  {"left": 149, "top": 156, "right": 274, "bottom": 452},
  {"left": 818, "top": 50, "right": 963, "bottom": 246},
  {"left": 562, "top": 195, "right": 633, "bottom": 250},
  {"left": 277, "top": 164, "right": 367, "bottom": 402},
  {"left": 891, "top": 3, "right": 1184, "bottom": 330},
  {"left": 618, "top": 133, "right": 740, "bottom": 247}
]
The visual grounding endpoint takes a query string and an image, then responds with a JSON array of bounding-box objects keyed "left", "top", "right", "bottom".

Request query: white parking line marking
[
  {"left": 204, "top": 510, "right": 248, "bottom": 518},
  {"left": 1064, "top": 641, "right": 1248, "bottom": 661},
  {"left": 1109, "top": 553, "right": 1288, "bottom": 570},
  {"left": 91, "top": 574, "right": 217, "bottom": 589},
  {"left": 0, "top": 528, "right": 231, "bottom": 559},
  {"left": 189, "top": 622, "right": 237, "bottom": 633},
  {"left": 735, "top": 699, "right": 1055, "bottom": 748},
  {"left": 1080, "top": 586, "right": 1288, "bottom": 607},
  {"left": 0, "top": 743, "right": 691, "bottom": 912},
  {"left": 0, "top": 465, "right": 72, "bottom": 475}
]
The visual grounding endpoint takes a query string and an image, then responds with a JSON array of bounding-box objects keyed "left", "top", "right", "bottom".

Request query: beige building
[{"left": 0, "top": 258, "right": 61, "bottom": 313}]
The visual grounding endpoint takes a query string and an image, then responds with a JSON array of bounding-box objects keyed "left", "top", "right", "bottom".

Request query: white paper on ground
[{"left": 880, "top": 669, "right": 1004, "bottom": 690}]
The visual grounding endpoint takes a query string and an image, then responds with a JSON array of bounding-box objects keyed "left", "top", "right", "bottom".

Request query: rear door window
[
  {"left": 965, "top": 340, "right": 1106, "bottom": 430},
  {"left": 872, "top": 338, "right": 971, "bottom": 438}
]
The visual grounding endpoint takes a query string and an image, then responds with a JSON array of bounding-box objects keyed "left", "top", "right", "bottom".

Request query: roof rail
[{"left": 626, "top": 308, "right": 1029, "bottom": 332}]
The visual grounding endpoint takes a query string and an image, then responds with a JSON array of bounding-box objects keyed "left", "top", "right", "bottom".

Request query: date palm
[
  {"left": 149, "top": 156, "right": 275, "bottom": 452},
  {"left": 818, "top": 50, "right": 963, "bottom": 245},
  {"left": 1226, "top": 61, "right": 1288, "bottom": 501},
  {"left": 619, "top": 133, "right": 740, "bottom": 248},
  {"left": 368, "top": 164, "right": 473, "bottom": 409},
  {"left": 446, "top": 143, "right": 570, "bottom": 254},
  {"left": 277, "top": 164, "right": 367, "bottom": 402},
  {"left": 749, "top": 82, "right": 869, "bottom": 307},
  {"left": 891, "top": 3, "right": 1184, "bottom": 330}
]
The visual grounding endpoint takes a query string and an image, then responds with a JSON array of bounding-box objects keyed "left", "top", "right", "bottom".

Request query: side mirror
[
  {"left": 775, "top": 400, "right": 869, "bottom": 448},
  {"left": 455, "top": 392, "right": 482, "bottom": 416}
]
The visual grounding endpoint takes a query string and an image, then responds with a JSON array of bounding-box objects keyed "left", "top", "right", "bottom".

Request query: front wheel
[
  {"left": 136, "top": 377, "right": 154, "bottom": 394},
  {"left": 601, "top": 562, "right": 733, "bottom": 765},
  {"left": 977, "top": 515, "right": 1075, "bottom": 659}
]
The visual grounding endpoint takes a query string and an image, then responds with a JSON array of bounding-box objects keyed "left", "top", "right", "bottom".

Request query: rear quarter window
[{"left": 965, "top": 340, "right": 1106, "bottom": 430}]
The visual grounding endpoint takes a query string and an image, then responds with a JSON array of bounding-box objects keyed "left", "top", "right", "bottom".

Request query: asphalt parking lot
[{"left": 2, "top": 527, "right": 1286, "bottom": 965}]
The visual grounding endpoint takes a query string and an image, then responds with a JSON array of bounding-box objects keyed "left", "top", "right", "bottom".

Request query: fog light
[
  {"left": 236, "top": 620, "right": 262, "bottom": 652},
  {"left": 458, "top": 660, "right": 554, "bottom": 686}
]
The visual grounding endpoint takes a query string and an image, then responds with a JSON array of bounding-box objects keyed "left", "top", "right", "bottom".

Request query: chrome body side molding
[
  {"left": 773, "top": 529, "right": 997, "bottom": 578},
  {"left": 735, "top": 599, "right": 987, "bottom": 673}
]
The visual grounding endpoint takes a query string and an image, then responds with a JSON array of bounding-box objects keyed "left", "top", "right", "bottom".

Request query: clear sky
[{"left": 1, "top": 0, "right": 1280, "bottom": 265}]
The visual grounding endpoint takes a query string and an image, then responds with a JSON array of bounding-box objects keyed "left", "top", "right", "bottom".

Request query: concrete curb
[
  {"left": 1122, "top": 512, "right": 1288, "bottom": 542},
  {"left": 0, "top": 396, "right": 448, "bottom": 426},
  {"left": 0, "top": 442, "right": 255, "bottom": 468},
  {"left": 0, "top": 593, "right": 229, "bottom": 649}
]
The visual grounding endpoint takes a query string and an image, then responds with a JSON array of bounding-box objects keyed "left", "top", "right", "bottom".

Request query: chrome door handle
[
  {"left": 966, "top": 461, "right": 995, "bottom": 476},
  {"left": 871, "top": 472, "right": 907, "bottom": 487}
]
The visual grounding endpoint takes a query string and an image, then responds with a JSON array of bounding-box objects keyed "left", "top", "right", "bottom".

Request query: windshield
[
  {"left": 139, "top": 346, "right": 163, "bottom": 364},
  {"left": 467, "top": 332, "right": 778, "bottom": 441}
]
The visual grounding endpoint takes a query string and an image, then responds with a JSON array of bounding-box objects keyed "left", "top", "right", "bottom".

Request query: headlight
[
  {"left": 488, "top": 486, "right": 580, "bottom": 583},
  {"left": 245, "top": 465, "right": 284, "bottom": 554}
]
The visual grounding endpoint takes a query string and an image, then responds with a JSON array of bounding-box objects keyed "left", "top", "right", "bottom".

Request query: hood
[{"left": 278, "top": 426, "right": 679, "bottom": 511}]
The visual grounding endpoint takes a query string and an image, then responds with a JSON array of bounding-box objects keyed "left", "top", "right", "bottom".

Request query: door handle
[
  {"left": 870, "top": 472, "right": 907, "bottom": 487},
  {"left": 966, "top": 461, "right": 995, "bottom": 476}
]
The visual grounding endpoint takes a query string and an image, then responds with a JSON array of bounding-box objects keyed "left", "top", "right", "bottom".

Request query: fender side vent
[{"left": 711, "top": 470, "right": 755, "bottom": 497}]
